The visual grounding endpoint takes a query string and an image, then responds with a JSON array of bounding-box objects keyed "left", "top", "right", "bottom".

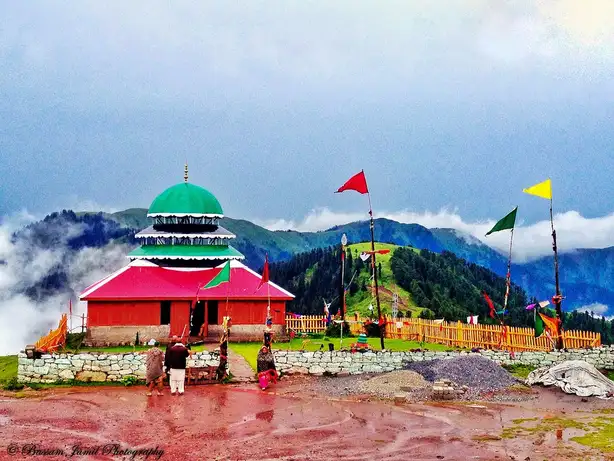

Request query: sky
[{"left": 2, "top": 1, "right": 614, "bottom": 234}]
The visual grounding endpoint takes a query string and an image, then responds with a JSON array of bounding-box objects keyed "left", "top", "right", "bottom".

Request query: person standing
[
  {"left": 145, "top": 341, "right": 164, "bottom": 396},
  {"left": 167, "top": 340, "right": 192, "bottom": 395},
  {"left": 164, "top": 335, "right": 179, "bottom": 376}
]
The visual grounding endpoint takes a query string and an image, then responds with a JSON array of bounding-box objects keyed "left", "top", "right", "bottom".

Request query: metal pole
[
  {"left": 367, "top": 191, "right": 384, "bottom": 350},
  {"left": 550, "top": 198, "right": 564, "bottom": 349},
  {"left": 503, "top": 228, "right": 514, "bottom": 312},
  {"left": 341, "top": 234, "right": 347, "bottom": 320}
]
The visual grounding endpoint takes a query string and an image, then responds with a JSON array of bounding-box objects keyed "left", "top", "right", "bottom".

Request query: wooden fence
[
  {"left": 386, "top": 318, "right": 601, "bottom": 352},
  {"left": 285, "top": 315, "right": 601, "bottom": 352}
]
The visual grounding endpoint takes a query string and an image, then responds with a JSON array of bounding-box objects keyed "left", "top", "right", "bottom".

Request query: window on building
[{"left": 160, "top": 301, "right": 171, "bottom": 325}]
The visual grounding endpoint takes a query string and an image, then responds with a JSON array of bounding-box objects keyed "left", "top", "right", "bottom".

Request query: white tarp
[{"left": 526, "top": 360, "right": 614, "bottom": 399}]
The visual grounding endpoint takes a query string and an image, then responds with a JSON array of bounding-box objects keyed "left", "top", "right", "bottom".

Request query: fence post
[{"left": 81, "top": 313, "right": 85, "bottom": 333}]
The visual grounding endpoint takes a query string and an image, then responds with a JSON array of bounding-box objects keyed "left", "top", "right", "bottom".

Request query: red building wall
[
  {"left": 88, "top": 299, "right": 286, "bottom": 329},
  {"left": 219, "top": 301, "right": 286, "bottom": 325},
  {"left": 88, "top": 301, "right": 160, "bottom": 326},
  {"left": 170, "top": 301, "right": 191, "bottom": 336}
]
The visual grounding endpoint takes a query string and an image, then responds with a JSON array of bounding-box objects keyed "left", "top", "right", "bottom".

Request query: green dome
[{"left": 148, "top": 183, "right": 223, "bottom": 216}]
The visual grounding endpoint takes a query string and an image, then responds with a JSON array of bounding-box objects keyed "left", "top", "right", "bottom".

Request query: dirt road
[{"left": 0, "top": 379, "right": 611, "bottom": 461}]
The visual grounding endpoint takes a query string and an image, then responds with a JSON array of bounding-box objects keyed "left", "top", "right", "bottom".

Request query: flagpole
[
  {"left": 366, "top": 184, "right": 384, "bottom": 350},
  {"left": 550, "top": 196, "right": 564, "bottom": 349},
  {"left": 341, "top": 235, "right": 346, "bottom": 321},
  {"left": 503, "top": 228, "right": 514, "bottom": 312}
]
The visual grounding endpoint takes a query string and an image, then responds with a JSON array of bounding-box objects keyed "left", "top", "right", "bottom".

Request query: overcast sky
[{"left": 2, "top": 1, "right": 614, "bottom": 231}]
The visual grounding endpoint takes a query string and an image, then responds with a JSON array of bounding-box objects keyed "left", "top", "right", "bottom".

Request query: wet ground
[{"left": 0, "top": 378, "right": 612, "bottom": 461}]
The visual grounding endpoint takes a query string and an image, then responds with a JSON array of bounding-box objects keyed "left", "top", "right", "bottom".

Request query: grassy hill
[{"left": 344, "top": 243, "right": 421, "bottom": 318}]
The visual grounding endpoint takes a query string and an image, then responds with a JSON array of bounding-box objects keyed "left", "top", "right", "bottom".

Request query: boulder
[{"left": 76, "top": 371, "right": 107, "bottom": 382}]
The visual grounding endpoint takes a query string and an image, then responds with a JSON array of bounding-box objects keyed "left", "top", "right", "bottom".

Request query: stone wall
[
  {"left": 274, "top": 345, "right": 614, "bottom": 376},
  {"left": 17, "top": 345, "right": 614, "bottom": 383},
  {"left": 17, "top": 351, "right": 219, "bottom": 384},
  {"left": 87, "top": 326, "right": 171, "bottom": 347}
]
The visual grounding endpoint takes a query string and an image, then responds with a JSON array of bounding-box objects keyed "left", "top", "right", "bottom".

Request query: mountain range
[{"left": 13, "top": 208, "right": 614, "bottom": 318}]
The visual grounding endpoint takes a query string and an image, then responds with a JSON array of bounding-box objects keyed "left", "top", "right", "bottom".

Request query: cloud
[
  {"left": 258, "top": 207, "right": 614, "bottom": 262},
  {"left": 0, "top": 212, "right": 130, "bottom": 355},
  {"left": 577, "top": 303, "right": 609, "bottom": 316}
]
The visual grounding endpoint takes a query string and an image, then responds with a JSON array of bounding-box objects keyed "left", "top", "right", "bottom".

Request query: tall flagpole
[
  {"left": 550, "top": 196, "right": 564, "bottom": 349},
  {"left": 341, "top": 234, "right": 347, "bottom": 320},
  {"left": 503, "top": 228, "right": 514, "bottom": 312},
  {"left": 366, "top": 179, "right": 384, "bottom": 350}
]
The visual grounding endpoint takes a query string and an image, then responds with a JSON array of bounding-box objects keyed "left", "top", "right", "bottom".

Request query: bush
[
  {"left": 325, "top": 322, "right": 350, "bottom": 338},
  {"left": 66, "top": 332, "right": 86, "bottom": 350},
  {"left": 3, "top": 377, "right": 24, "bottom": 391},
  {"left": 418, "top": 308, "right": 435, "bottom": 320},
  {"left": 122, "top": 376, "right": 139, "bottom": 387}
]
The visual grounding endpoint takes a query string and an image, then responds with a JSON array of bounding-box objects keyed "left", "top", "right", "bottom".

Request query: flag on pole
[
  {"left": 335, "top": 170, "right": 369, "bottom": 194},
  {"left": 485, "top": 207, "right": 518, "bottom": 236},
  {"left": 525, "top": 303, "right": 536, "bottom": 311},
  {"left": 483, "top": 291, "right": 496, "bottom": 319},
  {"left": 359, "top": 252, "right": 371, "bottom": 261},
  {"left": 202, "top": 262, "right": 231, "bottom": 289},
  {"left": 539, "top": 300, "right": 550, "bottom": 308},
  {"left": 467, "top": 315, "right": 478, "bottom": 325},
  {"left": 534, "top": 308, "right": 544, "bottom": 337},
  {"left": 523, "top": 179, "right": 552, "bottom": 200},
  {"left": 257, "top": 254, "right": 270, "bottom": 290},
  {"left": 539, "top": 312, "right": 560, "bottom": 337}
]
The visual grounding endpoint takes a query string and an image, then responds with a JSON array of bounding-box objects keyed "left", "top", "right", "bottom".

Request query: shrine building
[{"left": 80, "top": 167, "right": 294, "bottom": 345}]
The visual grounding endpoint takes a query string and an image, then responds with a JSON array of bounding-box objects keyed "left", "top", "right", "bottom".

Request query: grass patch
[
  {"left": 502, "top": 416, "right": 587, "bottom": 439},
  {"left": 571, "top": 417, "right": 614, "bottom": 452},
  {"left": 501, "top": 364, "right": 536, "bottom": 380},
  {"left": 512, "top": 417, "right": 539, "bottom": 425},
  {"left": 229, "top": 337, "right": 461, "bottom": 372},
  {"left": 0, "top": 355, "right": 18, "bottom": 382},
  {"left": 604, "top": 370, "right": 614, "bottom": 381},
  {"left": 229, "top": 343, "right": 259, "bottom": 371}
]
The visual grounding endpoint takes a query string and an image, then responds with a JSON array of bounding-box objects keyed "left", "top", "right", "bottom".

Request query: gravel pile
[
  {"left": 404, "top": 355, "right": 519, "bottom": 392},
  {"left": 357, "top": 370, "right": 428, "bottom": 398}
]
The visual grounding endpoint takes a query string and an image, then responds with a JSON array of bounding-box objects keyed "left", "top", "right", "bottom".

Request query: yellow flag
[{"left": 523, "top": 178, "right": 552, "bottom": 200}]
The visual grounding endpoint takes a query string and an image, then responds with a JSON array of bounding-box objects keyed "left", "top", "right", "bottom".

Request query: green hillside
[{"left": 344, "top": 243, "right": 421, "bottom": 318}]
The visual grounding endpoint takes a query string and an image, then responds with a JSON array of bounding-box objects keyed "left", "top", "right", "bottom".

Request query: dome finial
[{"left": 184, "top": 162, "right": 188, "bottom": 183}]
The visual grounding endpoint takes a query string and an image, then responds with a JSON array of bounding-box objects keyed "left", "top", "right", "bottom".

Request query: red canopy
[{"left": 80, "top": 261, "right": 294, "bottom": 301}]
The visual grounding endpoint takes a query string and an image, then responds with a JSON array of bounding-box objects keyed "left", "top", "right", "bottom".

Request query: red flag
[
  {"left": 257, "top": 254, "right": 270, "bottom": 290},
  {"left": 335, "top": 170, "right": 369, "bottom": 194},
  {"left": 483, "top": 292, "right": 496, "bottom": 319}
]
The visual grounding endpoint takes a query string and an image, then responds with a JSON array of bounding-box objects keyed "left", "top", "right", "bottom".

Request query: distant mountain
[{"left": 15, "top": 207, "right": 614, "bottom": 317}]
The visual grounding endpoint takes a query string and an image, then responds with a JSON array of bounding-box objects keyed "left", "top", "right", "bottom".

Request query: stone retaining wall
[
  {"left": 273, "top": 345, "right": 614, "bottom": 376},
  {"left": 17, "top": 345, "right": 614, "bottom": 383},
  {"left": 17, "top": 351, "right": 219, "bottom": 384}
]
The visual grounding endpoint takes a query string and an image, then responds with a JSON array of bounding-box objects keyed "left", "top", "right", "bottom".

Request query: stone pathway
[{"left": 203, "top": 344, "right": 255, "bottom": 383}]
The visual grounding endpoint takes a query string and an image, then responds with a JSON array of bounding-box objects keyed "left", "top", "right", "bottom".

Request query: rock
[
  {"left": 309, "top": 365, "right": 325, "bottom": 375},
  {"left": 71, "top": 360, "right": 84, "bottom": 370},
  {"left": 59, "top": 369, "right": 75, "bottom": 380},
  {"left": 76, "top": 371, "right": 107, "bottom": 382}
]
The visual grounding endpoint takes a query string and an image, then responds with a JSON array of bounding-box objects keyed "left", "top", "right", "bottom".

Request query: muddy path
[{"left": 0, "top": 380, "right": 611, "bottom": 460}]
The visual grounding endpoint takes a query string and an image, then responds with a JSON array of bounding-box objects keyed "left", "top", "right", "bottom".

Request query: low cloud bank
[
  {"left": 258, "top": 207, "right": 614, "bottom": 262},
  {"left": 0, "top": 213, "right": 129, "bottom": 355}
]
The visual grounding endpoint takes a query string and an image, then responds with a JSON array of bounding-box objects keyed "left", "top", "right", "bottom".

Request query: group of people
[
  {"left": 145, "top": 336, "right": 193, "bottom": 396},
  {"left": 144, "top": 316, "right": 278, "bottom": 394}
]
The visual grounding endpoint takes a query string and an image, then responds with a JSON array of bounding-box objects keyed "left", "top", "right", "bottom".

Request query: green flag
[
  {"left": 534, "top": 308, "right": 544, "bottom": 337},
  {"left": 486, "top": 207, "right": 518, "bottom": 236},
  {"left": 203, "top": 262, "right": 231, "bottom": 289}
]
